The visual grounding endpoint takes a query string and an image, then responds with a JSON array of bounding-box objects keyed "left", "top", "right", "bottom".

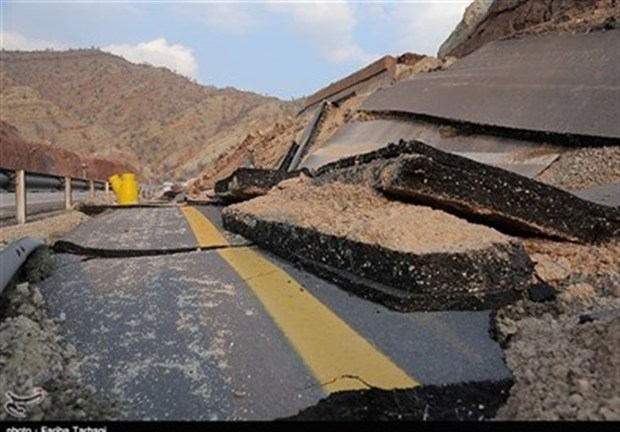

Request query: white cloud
[
  {"left": 103, "top": 38, "right": 198, "bottom": 79},
  {"left": 0, "top": 31, "right": 66, "bottom": 51},
  {"left": 390, "top": 2, "right": 469, "bottom": 55},
  {"left": 269, "top": 1, "right": 376, "bottom": 64},
  {"left": 200, "top": 3, "right": 258, "bottom": 33}
]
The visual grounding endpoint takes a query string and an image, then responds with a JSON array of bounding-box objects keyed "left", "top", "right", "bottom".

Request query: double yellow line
[{"left": 181, "top": 207, "right": 418, "bottom": 394}]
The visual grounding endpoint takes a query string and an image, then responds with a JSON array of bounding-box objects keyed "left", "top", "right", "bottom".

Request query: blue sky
[{"left": 1, "top": 1, "right": 470, "bottom": 99}]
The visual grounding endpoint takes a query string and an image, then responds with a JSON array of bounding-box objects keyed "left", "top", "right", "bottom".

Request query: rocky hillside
[
  {"left": 0, "top": 121, "right": 139, "bottom": 180},
  {"left": 438, "top": 0, "right": 619, "bottom": 59},
  {"left": 0, "top": 49, "right": 295, "bottom": 179}
]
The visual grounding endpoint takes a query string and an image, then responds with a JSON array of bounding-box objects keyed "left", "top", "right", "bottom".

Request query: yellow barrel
[
  {"left": 119, "top": 173, "right": 139, "bottom": 205},
  {"left": 108, "top": 173, "right": 139, "bottom": 205},
  {"left": 109, "top": 174, "right": 123, "bottom": 196}
]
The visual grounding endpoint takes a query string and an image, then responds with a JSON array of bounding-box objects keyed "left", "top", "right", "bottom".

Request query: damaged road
[
  {"left": 315, "top": 141, "right": 620, "bottom": 244},
  {"left": 37, "top": 206, "right": 514, "bottom": 420}
]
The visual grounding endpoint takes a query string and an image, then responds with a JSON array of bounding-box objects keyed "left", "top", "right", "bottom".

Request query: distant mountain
[{"left": 0, "top": 49, "right": 295, "bottom": 179}]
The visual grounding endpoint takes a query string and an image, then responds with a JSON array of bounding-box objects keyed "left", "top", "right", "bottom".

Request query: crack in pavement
[
  {"left": 304, "top": 374, "right": 376, "bottom": 391},
  {"left": 52, "top": 240, "right": 254, "bottom": 259}
]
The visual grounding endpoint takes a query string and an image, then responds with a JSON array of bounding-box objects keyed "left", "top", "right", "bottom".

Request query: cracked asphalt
[{"left": 40, "top": 205, "right": 510, "bottom": 420}]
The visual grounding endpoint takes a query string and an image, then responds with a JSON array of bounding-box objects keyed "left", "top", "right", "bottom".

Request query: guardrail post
[
  {"left": 15, "top": 170, "right": 26, "bottom": 225},
  {"left": 89, "top": 180, "right": 95, "bottom": 199},
  {"left": 64, "top": 176, "right": 72, "bottom": 210}
]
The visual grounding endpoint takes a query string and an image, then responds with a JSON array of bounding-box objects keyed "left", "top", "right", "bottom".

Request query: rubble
[
  {"left": 315, "top": 141, "right": 620, "bottom": 244},
  {"left": 495, "top": 312, "right": 619, "bottom": 420},
  {"left": 0, "top": 281, "right": 120, "bottom": 420},
  {"left": 223, "top": 180, "right": 533, "bottom": 311},
  {"left": 535, "top": 145, "right": 620, "bottom": 192},
  {"left": 214, "top": 168, "right": 308, "bottom": 202},
  {"left": 0, "top": 210, "right": 90, "bottom": 245}
]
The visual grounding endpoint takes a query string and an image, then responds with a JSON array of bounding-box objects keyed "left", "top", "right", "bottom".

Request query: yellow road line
[
  {"left": 181, "top": 207, "right": 229, "bottom": 247},
  {"left": 182, "top": 206, "right": 419, "bottom": 393}
]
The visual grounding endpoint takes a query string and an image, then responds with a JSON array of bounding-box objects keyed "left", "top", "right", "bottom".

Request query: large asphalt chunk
[
  {"left": 214, "top": 168, "right": 305, "bottom": 202},
  {"left": 222, "top": 180, "right": 533, "bottom": 311},
  {"left": 362, "top": 30, "right": 620, "bottom": 141},
  {"left": 316, "top": 140, "right": 620, "bottom": 244}
]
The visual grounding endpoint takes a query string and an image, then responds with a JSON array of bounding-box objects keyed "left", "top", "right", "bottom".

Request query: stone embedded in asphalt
[
  {"left": 527, "top": 282, "right": 557, "bottom": 303},
  {"left": 214, "top": 167, "right": 307, "bottom": 202},
  {"left": 222, "top": 180, "right": 534, "bottom": 311},
  {"left": 315, "top": 140, "right": 620, "bottom": 244}
]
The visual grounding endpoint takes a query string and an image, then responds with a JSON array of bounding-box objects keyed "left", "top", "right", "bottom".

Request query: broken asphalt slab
[
  {"left": 315, "top": 140, "right": 620, "bottom": 244},
  {"left": 222, "top": 181, "right": 533, "bottom": 311},
  {"left": 214, "top": 168, "right": 305, "bottom": 202},
  {"left": 362, "top": 30, "right": 620, "bottom": 142},
  {"left": 301, "top": 118, "right": 560, "bottom": 178}
]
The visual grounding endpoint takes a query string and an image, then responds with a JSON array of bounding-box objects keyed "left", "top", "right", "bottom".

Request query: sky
[{"left": 0, "top": 1, "right": 471, "bottom": 99}]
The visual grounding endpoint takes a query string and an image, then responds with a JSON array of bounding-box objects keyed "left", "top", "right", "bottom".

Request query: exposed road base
[
  {"left": 316, "top": 140, "right": 620, "bottom": 244},
  {"left": 283, "top": 378, "right": 513, "bottom": 420},
  {"left": 222, "top": 211, "right": 532, "bottom": 312},
  {"left": 214, "top": 168, "right": 306, "bottom": 202}
]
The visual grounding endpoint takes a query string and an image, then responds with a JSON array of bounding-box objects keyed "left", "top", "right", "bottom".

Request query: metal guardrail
[
  {"left": 0, "top": 168, "right": 109, "bottom": 225},
  {"left": 0, "top": 169, "right": 106, "bottom": 191}
]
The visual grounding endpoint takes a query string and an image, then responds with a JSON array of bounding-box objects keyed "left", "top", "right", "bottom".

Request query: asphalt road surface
[
  {"left": 0, "top": 191, "right": 89, "bottom": 222},
  {"left": 41, "top": 206, "right": 511, "bottom": 420}
]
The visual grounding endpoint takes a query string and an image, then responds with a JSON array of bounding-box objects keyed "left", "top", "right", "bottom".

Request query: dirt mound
[
  {"left": 186, "top": 117, "right": 307, "bottom": 195},
  {"left": 493, "top": 235, "right": 619, "bottom": 420},
  {"left": 0, "top": 121, "right": 138, "bottom": 180},
  {"left": 441, "top": 0, "right": 618, "bottom": 59}
]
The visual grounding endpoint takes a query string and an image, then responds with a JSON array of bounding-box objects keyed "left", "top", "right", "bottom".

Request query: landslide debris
[
  {"left": 315, "top": 141, "right": 620, "bottom": 244},
  {"left": 0, "top": 281, "right": 120, "bottom": 420},
  {"left": 0, "top": 210, "right": 91, "bottom": 245}
]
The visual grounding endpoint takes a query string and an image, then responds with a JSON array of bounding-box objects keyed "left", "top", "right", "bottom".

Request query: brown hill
[
  {"left": 0, "top": 49, "right": 295, "bottom": 179},
  {"left": 0, "top": 120, "right": 139, "bottom": 180}
]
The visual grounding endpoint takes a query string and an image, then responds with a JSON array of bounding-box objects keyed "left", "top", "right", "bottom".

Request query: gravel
[
  {"left": 0, "top": 281, "right": 120, "bottom": 420},
  {"left": 493, "top": 236, "right": 620, "bottom": 420},
  {"left": 495, "top": 311, "right": 619, "bottom": 421},
  {"left": 1, "top": 209, "right": 119, "bottom": 420},
  {"left": 536, "top": 146, "right": 620, "bottom": 191},
  {"left": 0, "top": 210, "right": 90, "bottom": 246}
]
